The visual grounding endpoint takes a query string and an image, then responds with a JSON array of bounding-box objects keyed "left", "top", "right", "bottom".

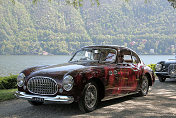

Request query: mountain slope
[{"left": 0, "top": 0, "right": 175, "bottom": 55}]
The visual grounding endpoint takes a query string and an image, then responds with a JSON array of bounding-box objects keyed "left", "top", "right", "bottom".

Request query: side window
[
  {"left": 101, "top": 49, "right": 117, "bottom": 63},
  {"left": 118, "top": 49, "right": 132, "bottom": 63},
  {"left": 131, "top": 53, "right": 140, "bottom": 64},
  {"left": 124, "top": 55, "right": 131, "bottom": 60},
  {"left": 132, "top": 56, "right": 138, "bottom": 64},
  {"left": 123, "top": 55, "right": 133, "bottom": 63}
]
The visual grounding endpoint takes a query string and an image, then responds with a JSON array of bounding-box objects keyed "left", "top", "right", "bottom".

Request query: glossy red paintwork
[{"left": 18, "top": 46, "right": 155, "bottom": 102}]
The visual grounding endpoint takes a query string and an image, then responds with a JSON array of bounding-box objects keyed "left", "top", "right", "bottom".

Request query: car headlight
[
  {"left": 63, "top": 75, "right": 74, "bottom": 91},
  {"left": 17, "top": 73, "right": 25, "bottom": 87},
  {"left": 155, "top": 64, "right": 162, "bottom": 71}
]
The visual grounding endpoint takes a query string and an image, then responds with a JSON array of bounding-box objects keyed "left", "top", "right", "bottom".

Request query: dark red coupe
[{"left": 15, "top": 45, "right": 155, "bottom": 112}]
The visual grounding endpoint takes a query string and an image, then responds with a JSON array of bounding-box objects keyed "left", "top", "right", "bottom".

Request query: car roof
[{"left": 82, "top": 45, "right": 134, "bottom": 52}]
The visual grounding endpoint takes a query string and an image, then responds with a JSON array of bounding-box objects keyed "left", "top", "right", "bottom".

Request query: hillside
[{"left": 0, "top": 0, "right": 176, "bottom": 55}]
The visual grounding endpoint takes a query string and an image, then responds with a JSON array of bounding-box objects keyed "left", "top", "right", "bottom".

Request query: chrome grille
[
  {"left": 27, "top": 76, "right": 58, "bottom": 95},
  {"left": 168, "top": 64, "right": 176, "bottom": 77}
]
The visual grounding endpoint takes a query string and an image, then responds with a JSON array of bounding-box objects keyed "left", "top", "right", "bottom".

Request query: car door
[
  {"left": 101, "top": 48, "right": 121, "bottom": 97},
  {"left": 124, "top": 53, "right": 140, "bottom": 92},
  {"left": 131, "top": 52, "right": 143, "bottom": 91},
  {"left": 104, "top": 64, "right": 120, "bottom": 96},
  {"left": 116, "top": 49, "right": 139, "bottom": 93}
]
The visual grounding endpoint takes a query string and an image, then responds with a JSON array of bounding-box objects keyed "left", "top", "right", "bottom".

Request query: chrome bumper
[
  {"left": 155, "top": 72, "right": 168, "bottom": 74},
  {"left": 15, "top": 91, "right": 74, "bottom": 104}
]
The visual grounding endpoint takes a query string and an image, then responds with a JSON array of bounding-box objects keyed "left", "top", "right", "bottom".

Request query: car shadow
[
  {"left": 25, "top": 93, "right": 139, "bottom": 116},
  {"left": 165, "top": 78, "right": 176, "bottom": 83},
  {"left": 97, "top": 93, "right": 138, "bottom": 109}
]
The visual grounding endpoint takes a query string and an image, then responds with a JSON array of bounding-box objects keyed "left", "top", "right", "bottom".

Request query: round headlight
[
  {"left": 155, "top": 64, "right": 162, "bottom": 71},
  {"left": 17, "top": 73, "right": 25, "bottom": 87},
  {"left": 63, "top": 75, "right": 74, "bottom": 91}
]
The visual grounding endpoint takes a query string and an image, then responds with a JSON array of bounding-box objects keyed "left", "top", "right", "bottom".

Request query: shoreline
[{"left": 0, "top": 54, "right": 175, "bottom": 56}]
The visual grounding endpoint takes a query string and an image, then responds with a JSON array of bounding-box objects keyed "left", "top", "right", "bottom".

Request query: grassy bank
[
  {"left": 0, "top": 75, "right": 18, "bottom": 102},
  {"left": 0, "top": 89, "right": 17, "bottom": 102}
]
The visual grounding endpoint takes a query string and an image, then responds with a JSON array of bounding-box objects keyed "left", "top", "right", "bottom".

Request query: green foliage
[
  {"left": 0, "top": 75, "right": 18, "bottom": 89},
  {"left": 0, "top": 89, "right": 17, "bottom": 102},
  {"left": 0, "top": 0, "right": 176, "bottom": 55},
  {"left": 147, "top": 64, "right": 156, "bottom": 72}
]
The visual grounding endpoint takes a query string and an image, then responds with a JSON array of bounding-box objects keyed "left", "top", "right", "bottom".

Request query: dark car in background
[
  {"left": 155, "top": 59, "right": 176, "bottom": 82},
  {"left": 15, "top": 45, "right": 155, "bottom": 112}
]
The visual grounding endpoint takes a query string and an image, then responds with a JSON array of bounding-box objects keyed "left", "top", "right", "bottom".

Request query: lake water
[{"left": 0, "top": 55, "right": 175, "bottom": 77}]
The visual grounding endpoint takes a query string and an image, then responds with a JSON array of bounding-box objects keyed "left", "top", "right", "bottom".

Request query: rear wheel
[
  {"left": 78, "top": 81, "right": 99, "bottom": 113},
  {"left": 138, "top": 75, "right": 149, "bottom": 96},
  {"left": 158, "top": 77, "right": 166, "bottom": 82},
  {"left": 28, "top": 100, "right": 44, "bottom": 106}
]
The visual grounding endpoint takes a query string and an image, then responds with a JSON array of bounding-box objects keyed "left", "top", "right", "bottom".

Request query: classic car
[
  {"left": 155, "top": 59, "right": 176, "bottom": 82},
  {"left": 15, "top": 45, "right": 155, "bottom": 112}
]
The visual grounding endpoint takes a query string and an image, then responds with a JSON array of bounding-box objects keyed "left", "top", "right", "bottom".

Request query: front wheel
[
  {"left": 138, "top": 76, "right": 149, "bottom": 96},
  {"left": 158, "top": 77, "right": 166, "bottom": 82},
  {"left": 78, "top": 81, "right": 99, "bottom": 113}
]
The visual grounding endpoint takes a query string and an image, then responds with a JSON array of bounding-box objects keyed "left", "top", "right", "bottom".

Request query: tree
[{"left": 32, "top": 0, "right": 176, "bottom": 9}]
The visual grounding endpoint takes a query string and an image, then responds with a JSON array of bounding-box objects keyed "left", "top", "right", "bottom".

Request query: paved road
[{"left": 0, "top": 79, "right": 176, "bottom": 118}]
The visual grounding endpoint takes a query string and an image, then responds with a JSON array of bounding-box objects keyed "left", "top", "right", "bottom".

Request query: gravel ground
[{"left": 0, "top": 79, "right": 176, "bottom": 118}]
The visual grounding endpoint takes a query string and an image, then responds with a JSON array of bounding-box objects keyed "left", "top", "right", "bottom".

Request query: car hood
[
  {"left": 27, "top": 63, "right": 87, "bottom": 80},
  {"left": 165, "top": 59, "right": 176, "bottom": 64}
]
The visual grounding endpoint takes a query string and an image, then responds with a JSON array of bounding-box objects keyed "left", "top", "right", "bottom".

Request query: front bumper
[
  {"left": 155, "top": 72, "right": 168, "bottom": 76},
  {"left": 15, "top": 91, "right": 74, "bottom": 104}
]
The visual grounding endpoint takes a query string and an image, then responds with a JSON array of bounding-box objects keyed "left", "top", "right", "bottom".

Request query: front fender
[
  {"left": 143, "top": 65, "right": 155, "bottom": 86},
  {"left": 66, "top": 68, "right": 105, "bottom": 102}
]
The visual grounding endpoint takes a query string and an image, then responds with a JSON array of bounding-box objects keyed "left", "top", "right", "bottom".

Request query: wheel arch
[
  {"left": 88, "top": 77, "right": 105, "bottom": 101},
  {"left": 144, "top": 73, "right": 152, "bottom": 86}
]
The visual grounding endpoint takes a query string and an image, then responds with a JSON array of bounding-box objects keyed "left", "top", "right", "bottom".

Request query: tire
[
  {"left": 138, "top": 75, "right": 149, "bottom": 96},
  {"left": 78, "top": 81, "right": 99, "bottom": 113},
  {"left": 28, "top": 100, "right": 44, "bottom": 106},
  {"left": 158, "top": 77, "right": 166, "bottom": 82}
]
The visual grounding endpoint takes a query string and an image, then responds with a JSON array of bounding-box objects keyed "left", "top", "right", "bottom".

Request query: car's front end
[
  {"left": 155, "top": 59, "right": 176, "bottom": 82},
  {"left": 16, "top": 74, "right": 74, "bottom": 104},
  {"left": 15, "top": 64, "right": 88, "bottom": 104},
  {"left": 15, "top": 46, "right": 111, "bottom": 105}
]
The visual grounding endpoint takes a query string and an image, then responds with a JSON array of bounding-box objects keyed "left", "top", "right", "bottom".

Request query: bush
[
  {"left": 0, "top": 75, "right": 18, "bottom": 89},
  {"left": 147, "top": 64, "right": 156, "bottom": 72}
]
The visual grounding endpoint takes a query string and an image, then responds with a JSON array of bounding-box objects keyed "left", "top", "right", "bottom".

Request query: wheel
[
  {"left": 78, "top": 81, "right": 99, "bottom": 113},
  {"left": 138, "top": 75, "right": 149, "bottom": 96},
  {"left": 158, "top": 77, "right": 166, "bottom": 82},
  {"left": 28, "top": 100, "right": 44, "bottom": 106}
]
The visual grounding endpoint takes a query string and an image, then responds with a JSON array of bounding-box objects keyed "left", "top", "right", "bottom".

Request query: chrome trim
[
  {"left": 168, "top": 64, "right": 176, "bottom": 77},
  {"left": 27, "top": 76, "right": 58, "bottom": 95},
  {"left": 15, "top": 91, "right": 74, "bottom": 104},
  {"left": 102, "top": 92, "right": 138, "bottom": 101},
  {"left": 155, "top": 72, "right": 168, "bottom": 74}
]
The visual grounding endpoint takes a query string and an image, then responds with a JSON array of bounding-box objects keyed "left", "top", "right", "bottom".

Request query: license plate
[{"left": 32, "top": 97, "right": 44, "bottom": 102}]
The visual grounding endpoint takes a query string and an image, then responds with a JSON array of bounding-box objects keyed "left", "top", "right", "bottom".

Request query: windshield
[{"left": 70, "top": 48, "right": 117, "bottom": 63}]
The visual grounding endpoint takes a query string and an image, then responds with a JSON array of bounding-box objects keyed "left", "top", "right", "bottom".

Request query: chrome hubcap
[
  {"left": 85, "top": 84, "right": 97, "bottom": 109},
  {"left": 142, "top": 77, "right": 148, "bottom": 94}
]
